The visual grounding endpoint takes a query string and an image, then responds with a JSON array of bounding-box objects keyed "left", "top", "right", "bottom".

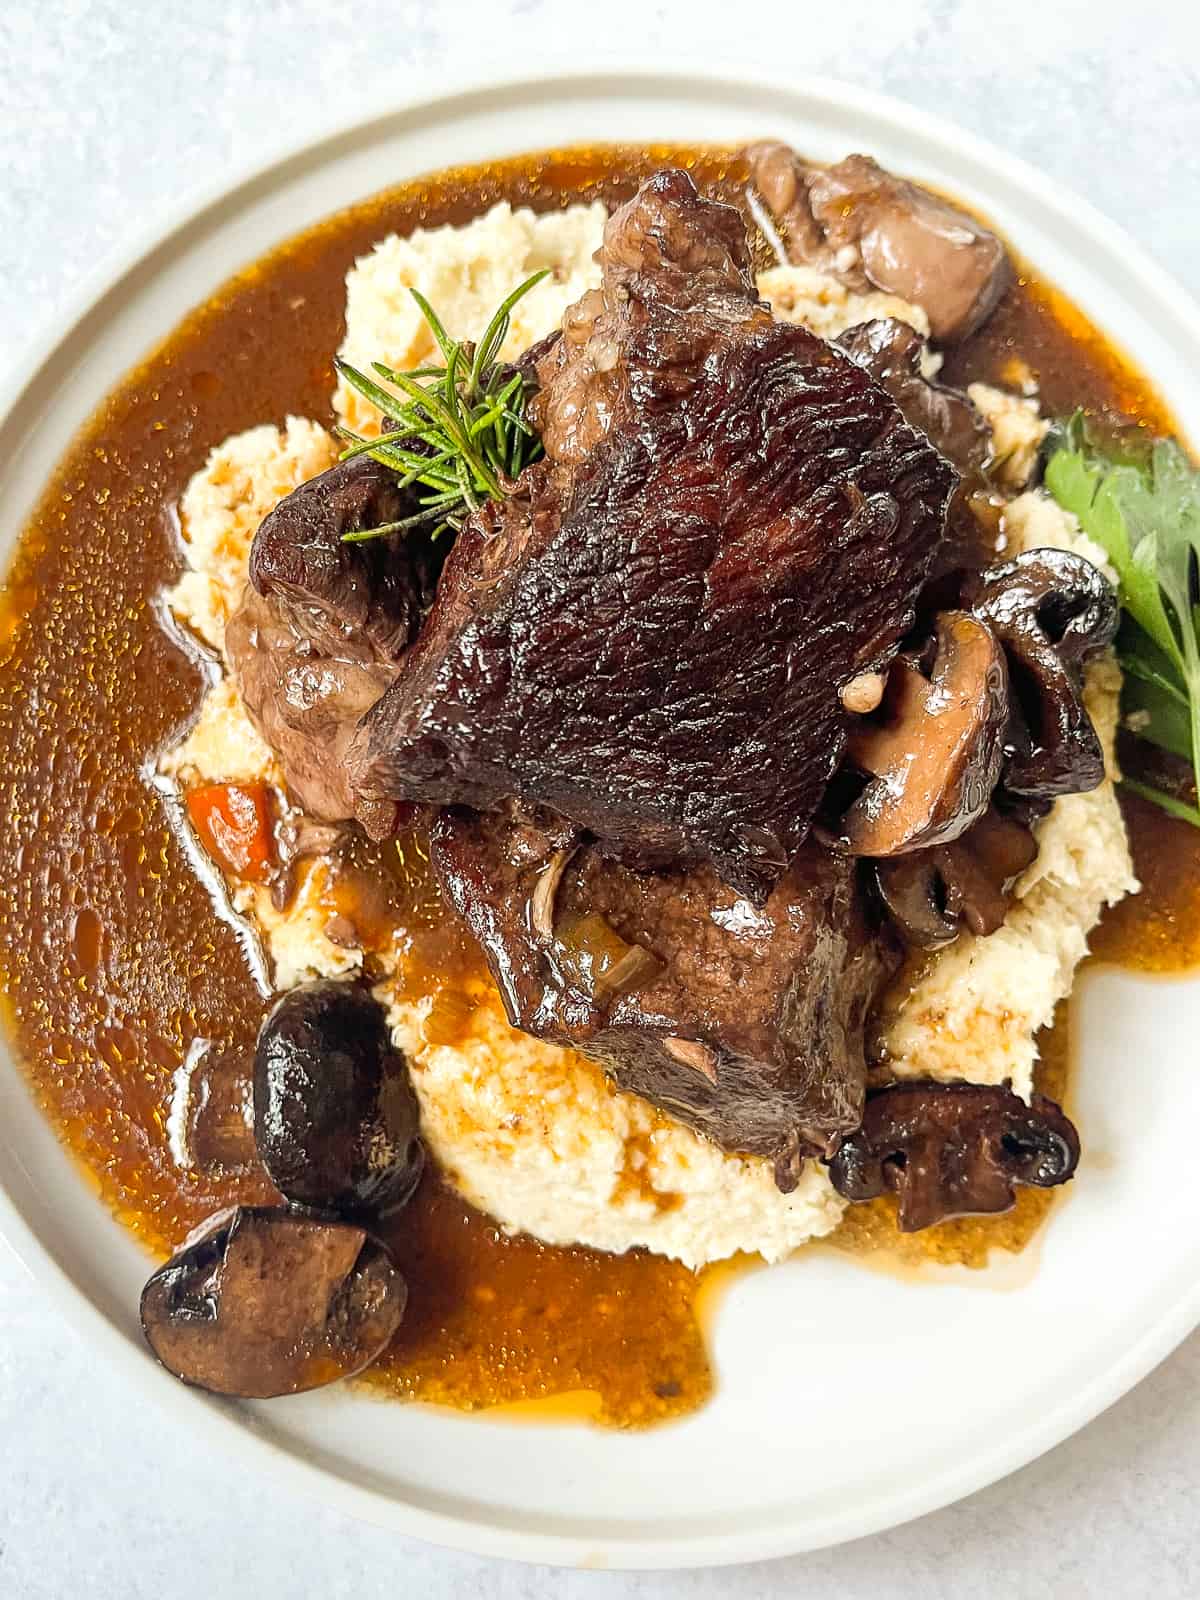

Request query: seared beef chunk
[
  {"left": 836, "top": 319, "right": 990, "bottom": 478},
  {"left": 249, "top": 451, "right": 440, "bottom": 660},
  {"left": 965, "top": 547, "right": 1119, "bottom": 801},
  {"left": 745, "top": 144, "right": 1010, "bottom": 341},
  {"left": 827, "top": 1081, "right": 1080, "bottom": 1230},
  {"left": 228, "top": 451, "right": 437, "bottom": 826},
  {"left": 430, "top": 807, "right": 900, "bottom": 1188},
  {"left": 529, "top": 168, "right": 766, "bottom": 467},
  {"left": 227, "top": 589, "right": 397, "bottom": 824},
  {"left": 353, "top": 171, "right": 955, "bottom": 900}
]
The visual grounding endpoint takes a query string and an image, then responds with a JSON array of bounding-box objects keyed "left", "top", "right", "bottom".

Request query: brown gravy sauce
[{"left": 0, "top": 144, "right": 1191, "bottom": 1429}]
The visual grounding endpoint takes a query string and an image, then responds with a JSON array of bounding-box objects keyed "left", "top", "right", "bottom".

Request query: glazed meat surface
[
  {"left": 430, "top": 806, "right": 900, "bottom": 1187},
  {"left": 835, "top": 318, "right": 990, "bottom": 479},
  {"left": 352, "top": 170, "right": 956, "bottom": 900},
  {"left": 228, "top": 452, "right": 438, "bottom": 824}
]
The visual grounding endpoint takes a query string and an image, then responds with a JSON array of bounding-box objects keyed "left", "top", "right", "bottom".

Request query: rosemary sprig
[{"left": 334, "top": 270, "right": 549, "bottom": 543}]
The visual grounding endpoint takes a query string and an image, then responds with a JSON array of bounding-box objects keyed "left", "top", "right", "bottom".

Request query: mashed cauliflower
[
  {"left": 169, "top": 418, "right": 338, "bottom": 650},
  {"left": 334, "top": 202, "right": 607, "bottom": 434},
  {"left": 758, "top": 263, "right": 930, "bottom": 343},
  {"left": 969, "top": 382, "right": 1051, "bottom": 489},
  {"left": 160, "top": 199, "right": 1135, "bottom": 1267}
]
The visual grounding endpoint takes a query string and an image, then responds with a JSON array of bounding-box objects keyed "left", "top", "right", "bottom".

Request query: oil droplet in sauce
[{"left": 0, "top": 144, "right": 1193, "bottom": 1428}]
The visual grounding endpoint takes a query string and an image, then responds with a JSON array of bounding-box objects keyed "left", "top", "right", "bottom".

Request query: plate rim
[{"left": 2, "top": 60, "right": 1200, "bottom": 1570}]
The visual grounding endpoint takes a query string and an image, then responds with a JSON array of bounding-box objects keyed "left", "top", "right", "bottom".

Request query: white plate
[{"left": 1, "top": 66, "right": 1199, "bottom": 1572}]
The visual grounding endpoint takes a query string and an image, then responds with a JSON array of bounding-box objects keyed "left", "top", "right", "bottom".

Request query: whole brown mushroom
[{"left": 253, "top": 980, "right": 424, "bottom": 1218}]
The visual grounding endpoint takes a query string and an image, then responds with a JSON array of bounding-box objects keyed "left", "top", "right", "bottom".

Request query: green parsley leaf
[{"left": 1044, "top": 417, "right": 1200, "bottom": 825}]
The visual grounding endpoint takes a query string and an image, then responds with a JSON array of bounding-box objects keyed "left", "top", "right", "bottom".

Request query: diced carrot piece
[{"left": 185, "top": 783, "right": 274, "bottom": 883}]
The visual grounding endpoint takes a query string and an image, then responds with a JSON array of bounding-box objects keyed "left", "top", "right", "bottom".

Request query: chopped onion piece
[{"left": 554, "top": 911, "right": 662, "bottom": 1000}]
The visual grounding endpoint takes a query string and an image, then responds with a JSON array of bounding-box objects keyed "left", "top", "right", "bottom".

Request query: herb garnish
[
  {"left": 1044, "top": 416, "right": 1200, "bottom": 825},
  {"left": 333, "top": 270, "right": 549, "bottom": 544}
]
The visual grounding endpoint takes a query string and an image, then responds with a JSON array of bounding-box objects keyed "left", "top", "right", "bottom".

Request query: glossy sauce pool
[{"left": 0, "top": 144, "right": 1193, "bottom": 1429}]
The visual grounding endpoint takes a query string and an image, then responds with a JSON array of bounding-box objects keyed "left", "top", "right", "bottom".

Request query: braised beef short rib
[
  {"left": 351, "top": 171, "right": 956, "bottom": 901},
  {"left": 431, "top": 806, "right": 900, "bottom": 1187}
]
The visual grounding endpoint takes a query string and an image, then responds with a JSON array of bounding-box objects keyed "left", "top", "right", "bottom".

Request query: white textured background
[{"left": 2, "top": 2, "right": 1199, "bottom": 1593}]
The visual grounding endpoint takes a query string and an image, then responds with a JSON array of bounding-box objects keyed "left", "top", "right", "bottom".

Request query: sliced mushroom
[
  {"left": 872, "top": 805, "right": 1038, "bottom": 948},
  {"left": 945, "top": 804, "right": 1040, "bottom": 932},
  {"left": 965, "top": 548, "right": 1118, "bottom": 801},
  {"left": 140, "top": 1207, "right": 406, "bottom": 1397},
  {"left": 186, "top": 1048, "right": 257, "bottom": 1174},
  {"left": 837, "top": 611, "right": 1008, "bottom": 857},
  {"left": 253, "top": 980, "right": 424, "bottom": 1217},
  {"left": 827, "top": 1081, "right": 1080, "bottom": 1231},
  {"left": 871, "top": 856, "right": 958, "bottom": 948}
]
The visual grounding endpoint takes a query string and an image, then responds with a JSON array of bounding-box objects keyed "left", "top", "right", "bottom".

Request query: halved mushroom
[
  {"left": 872, "top": 805, "right": 1038, "bottom": 948},
  {"left": 837, "top": 611, "right": 1008, "bottom": 857},
  {"left": 965, "top": 548, "right": 1118, "bottom": 801},
  {"left": 827, "top": 1081, "right": 1080, "bottom": 1231},
  {"left": 253, "top": 980, "right": 424, "bottom": 1217},
  {"left": 140, "top": 1206, "right": 406, "bottom": 1397},
  {"left": 871, "top": 855, "right": 959, "bottom": 948}
]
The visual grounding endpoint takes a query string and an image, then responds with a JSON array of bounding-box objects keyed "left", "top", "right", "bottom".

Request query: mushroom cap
[
  {"left": 838, "top": 611, "right": 1009, "bottom": 857},
  {"left": 253, "top": 980, "right": 424, "bottom": 1218},
  {"left": 140, "top": 1206, "right": 406, "bottom": 1398},
  {"left": 827, "top": 1081, "right": 1080, "bottom": 1232},
  {"left": 871, "top": 855, "right": 959, "bottom": 948}
]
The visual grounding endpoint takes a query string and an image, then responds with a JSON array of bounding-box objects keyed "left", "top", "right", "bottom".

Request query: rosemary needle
[{"left": 334, "top": 269, "right": 549, "bottom": 543}]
